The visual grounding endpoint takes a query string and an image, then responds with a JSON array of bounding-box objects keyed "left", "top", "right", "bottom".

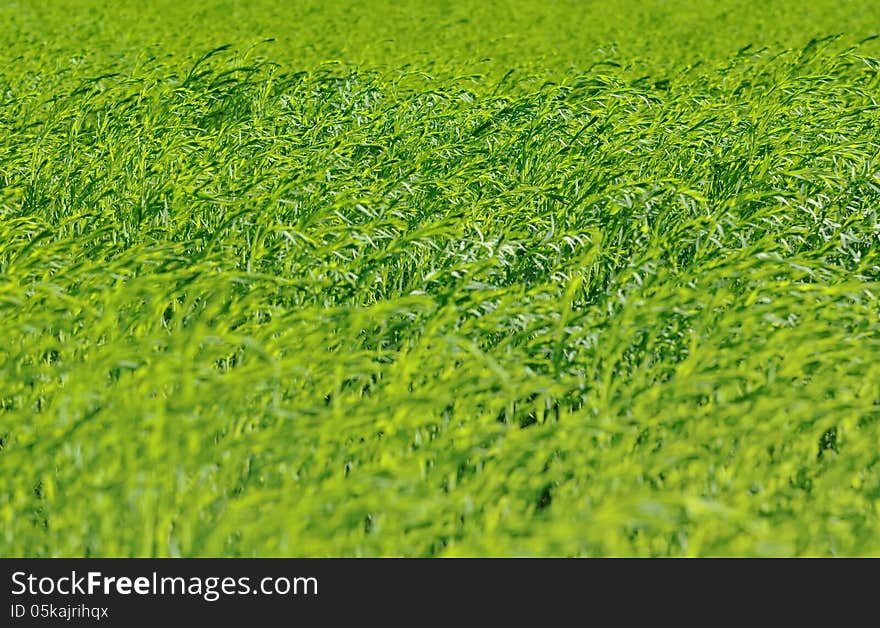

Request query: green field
[{"left": 2, "top": 1, "right": 879, "bottom": 556}]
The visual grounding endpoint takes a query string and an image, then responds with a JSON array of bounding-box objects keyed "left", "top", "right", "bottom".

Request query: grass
[{"left": 1, "top": 1, "right": 879, "bottom": 557}]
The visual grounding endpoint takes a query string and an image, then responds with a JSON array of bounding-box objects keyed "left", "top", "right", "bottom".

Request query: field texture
[{"left": 2, "top": 1, "right": 880, "bottom": 556}]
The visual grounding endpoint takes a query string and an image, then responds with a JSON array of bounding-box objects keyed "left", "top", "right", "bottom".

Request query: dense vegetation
[{"left": 2, "top": 1, "right": 879, "bottom": 556}]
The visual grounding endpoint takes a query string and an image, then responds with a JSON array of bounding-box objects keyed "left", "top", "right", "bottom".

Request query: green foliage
[{"left": 1, "top": 1, "right": 879, "bottom": 556}]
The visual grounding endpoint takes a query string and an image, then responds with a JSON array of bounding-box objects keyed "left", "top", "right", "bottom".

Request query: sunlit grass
[{"left": 1, "top": 2, "right": 879, "bottom": 556}]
